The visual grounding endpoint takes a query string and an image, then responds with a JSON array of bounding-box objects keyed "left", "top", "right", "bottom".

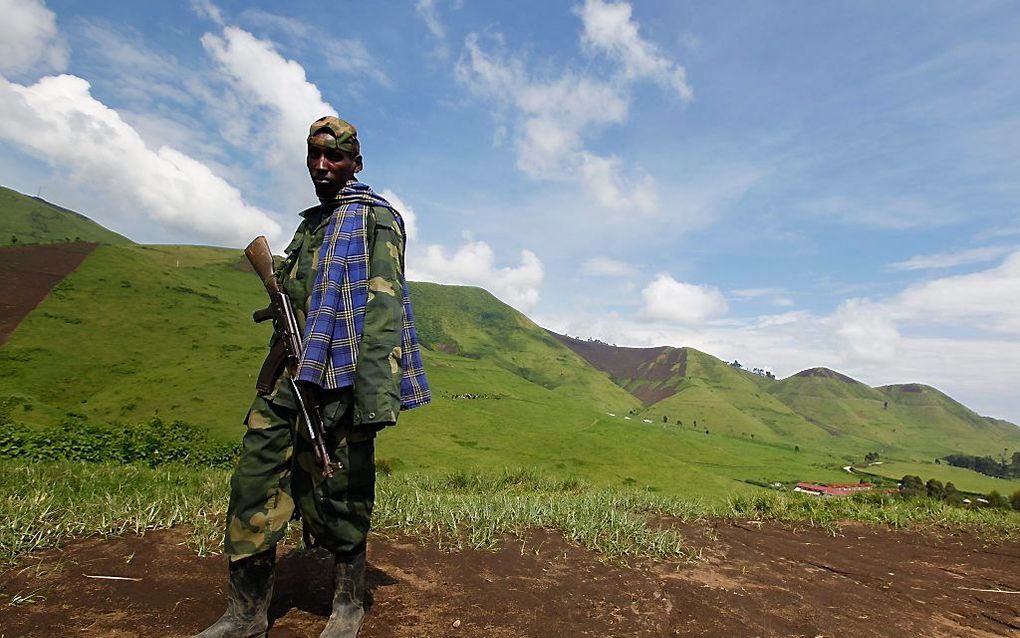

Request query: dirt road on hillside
[
  {"left": 2, "top": 521, "right": 1018, "bottom": 637},
  {"left": 0, "top": 242, "right": 96, "bottom": 346}
]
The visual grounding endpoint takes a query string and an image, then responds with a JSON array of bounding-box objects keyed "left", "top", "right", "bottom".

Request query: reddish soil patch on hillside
[
  {"left": 549, "top": 331, "right": 668, "bottom": 379},
  {"left": 0, "top": 242, "right": 96, "bottom": 346},
  {"left": 3, "top": 522, "right": 1019, "bottom": 637},
  {"left": 548, "top": 331, "right": 688, "bottom": 404}
]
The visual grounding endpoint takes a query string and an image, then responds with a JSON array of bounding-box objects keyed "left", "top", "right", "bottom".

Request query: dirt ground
[
  {"left": 0, "top": 242, "right": 96, "bottom": 346},
  {"left": 2, "top": 521, "right": 1018, "bottom": 638}
]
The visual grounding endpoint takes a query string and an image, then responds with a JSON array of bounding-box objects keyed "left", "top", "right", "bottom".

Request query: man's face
[{"left": 307, "top": 132, "right": 361, "bottom": 201}]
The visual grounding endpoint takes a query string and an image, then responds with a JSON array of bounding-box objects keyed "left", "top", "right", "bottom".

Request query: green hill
[
  {"left": 555, "top": 340, "right": 1020, "bottom": 463},
  {"left": 0, "top": 242, "right": 869, "bottom": 499},
  {"left": 0, "top": 186, "right": 131, "bottom": 246},
  {"left": 2, "top": 198, "right": 1018, "bottom": 500},
  {"left": 762, "top": 371, "right": 1020, "bottom": 459},
  {"left": 629, "top": 349, "right": 833, "bottom": 445}
]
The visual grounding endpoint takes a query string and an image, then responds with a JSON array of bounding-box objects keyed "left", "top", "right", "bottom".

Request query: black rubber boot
[
  {"left": 319, "top": 550, "right": 367, "bottom": 638},
  {"left": 193, "top": 548, "right": 276, "bottom": 638}
]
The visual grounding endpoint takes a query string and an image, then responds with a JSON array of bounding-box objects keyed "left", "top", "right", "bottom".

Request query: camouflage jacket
[{"left": 264, "top": 203, "right": 405, "bottom": 428}]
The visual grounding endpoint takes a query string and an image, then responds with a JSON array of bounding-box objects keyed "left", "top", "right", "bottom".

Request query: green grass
[
  {"left": 2, "top": 240, "right": 1019, "bottom": 500},
  {"left": 765, "top": 374, "right": 1020, "bottom": 459},
  {"left": 860, "top": 461, "right": 1020, "bottom": 495},
  {"left": 0, "top": 186, "right": 131, "bottom": 246},
  {"left": 2, "top": 460, "right": 1017, "bottom": 567}
]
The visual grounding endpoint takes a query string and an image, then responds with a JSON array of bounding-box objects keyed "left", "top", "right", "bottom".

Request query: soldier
[{"left": 194, "top": 116, "right": 430, "bottom": 638}]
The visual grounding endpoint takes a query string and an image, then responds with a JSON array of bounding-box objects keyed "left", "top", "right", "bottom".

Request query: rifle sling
[{"left": 256, "top": 339, "right": 289, "bottom": 394}]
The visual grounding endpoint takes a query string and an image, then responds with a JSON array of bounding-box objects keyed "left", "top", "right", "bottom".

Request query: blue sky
[{"left": 1, "top": 0, "right": 1019, "bottom": 423}]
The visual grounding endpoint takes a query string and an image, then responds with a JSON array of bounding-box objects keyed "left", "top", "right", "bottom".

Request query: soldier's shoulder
[{"left": 367, "top": 204, "right": 403, "bottom": 237}]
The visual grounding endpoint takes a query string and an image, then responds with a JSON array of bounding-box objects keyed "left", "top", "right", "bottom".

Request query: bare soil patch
[
  {"left": 2, "top": 521, "right": 1018, "bottom": 637},
  {"left": 0, "top": 242, "right": 96, "bottom": 346}
]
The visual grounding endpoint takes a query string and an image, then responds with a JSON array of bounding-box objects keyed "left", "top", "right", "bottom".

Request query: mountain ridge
[{"left": 2, "top": 187, "right": 1019, "bottom": 493}]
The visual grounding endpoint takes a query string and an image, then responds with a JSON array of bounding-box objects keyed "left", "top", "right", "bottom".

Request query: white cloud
[
  {"left": 732, "top": 287, "right": 795, "bottom": 307},
  {"left": 379, "top": 189, "right": 419, "bottom": 242},
  {"left": 416, "top": 0, "right": 446, "bottom": 41},
  {"left": 893, "top": 249, "right": 1020, "bottom": 333},
  {"left": 831, "top": 298, "right": 901, "bottom": 363},
  {"left": 202, "top": 26, "right": 334, "bottom": 159},
  {"left": 0, "top": 0, "right": 68, "bottom": 74},
  {"left": 640, "top": 274, "right": 727, "bottom": 323},
  {"left": 580, "top": 257, "right": 637, "bottom": 278},
  {"left": 888, "top": 244, "right": 1016, "bottom": 271},
  {"left": 191, "top": 0, "right": 225, "bottom": 25},
  {"left": 575, "top": 0, "right": 693, "bottom": 101},
  {"left": 455, "top": 1, "right": 687, "bottom": 213},
  {"left": 201, "top": 25, "right": 335, "bottom": 207},
  {"left": 409, "top": 239, "right": 544, "bottom": 311},
  {"left": 237, "top": 10, "right": 392, "bottom": 88},
  {"left": 0, "top": 74, "right": 282, "bottom": 245}
]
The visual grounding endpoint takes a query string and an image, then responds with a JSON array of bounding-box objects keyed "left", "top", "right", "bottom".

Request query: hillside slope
[
  {"left": 2, "top": 198, "right": 1018, "bottom": 496},
  {"left": 0, "top": 186, "right": 131, "bottom": 246},
  {"left": 0, "top": 243, "right": 867, "bottom": 498},
  {"left": 554, "top": 336, "right": 1020, "bottom": 460}
]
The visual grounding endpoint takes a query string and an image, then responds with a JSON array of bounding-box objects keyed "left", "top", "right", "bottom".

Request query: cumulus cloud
[
  {"left": 640, "top": 274, "right": 727, "bottom": 323},
  {"left": 0, "top": 74, "right": 282, "bottom": 245},
  {"left": 455, "top": 0, "right": 688, "bottom": 213},
  {"left": 379, "top": 189, "right": 419, "bottom": 242},
  {"left": 409, "top": 239, "right": 544, "bottom": 311},
  {"left": 893, "top": 249, "right": 1020, "bottom": 333},
  {"left": 580, "top": 257, "right": 637, "bottom": 277},
  {"left": 202, "top": 26, "right": 334, "bottom": 166},
  {"left": 0, "top": 0, "right": 68, "bottom": 74},
  {"left": 575, "top": 0, "right": 692, "bottom": 100},
  {"left": 831, "top": 298, "right": 901, "bottom": 363}
]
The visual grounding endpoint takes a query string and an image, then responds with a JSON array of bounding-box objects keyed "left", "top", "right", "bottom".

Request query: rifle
[{"left": 245, "top": 235, "right": 339, "bottom": 478}]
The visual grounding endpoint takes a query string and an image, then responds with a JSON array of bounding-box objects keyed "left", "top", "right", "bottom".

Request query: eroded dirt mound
[
  {"left": 1, "top": 522, "right": 1019, "bottom": 637},
  {"left": 0, "top": 242, "right": 96, "bottom": 346}
]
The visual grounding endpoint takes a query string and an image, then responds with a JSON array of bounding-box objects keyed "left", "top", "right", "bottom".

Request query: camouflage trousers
[{"left": 224, "top": 385, "right": 377, "bottom": 561}]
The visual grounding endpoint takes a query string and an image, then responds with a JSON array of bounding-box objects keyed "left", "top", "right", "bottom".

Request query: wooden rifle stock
[{"left": 244, "top": 236, "right": 281, "bottom": 293}]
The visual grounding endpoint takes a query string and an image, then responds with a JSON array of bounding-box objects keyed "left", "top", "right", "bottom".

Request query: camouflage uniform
[{"left": 224, "top": 202, "right": 406, "bottom": 561}]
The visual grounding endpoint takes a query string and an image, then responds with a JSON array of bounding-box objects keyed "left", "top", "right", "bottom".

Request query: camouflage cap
[{"left": 307, "top": 115, "right": 360, "bottom": 156}]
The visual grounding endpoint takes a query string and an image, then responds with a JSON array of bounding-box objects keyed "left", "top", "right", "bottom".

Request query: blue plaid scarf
[{"left": 295, "top": 181, "right": 430, "bottom": 410}]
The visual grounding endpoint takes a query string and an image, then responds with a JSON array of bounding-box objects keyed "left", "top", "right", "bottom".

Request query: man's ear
[{"left": 353, "top": 154, "right": 364, "bottom": 173}]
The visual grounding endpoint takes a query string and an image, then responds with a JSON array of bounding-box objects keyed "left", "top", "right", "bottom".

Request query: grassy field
[
  {"left": 3, "top": 459, "right": 1018, "bottom": 567},
  {"left": 0, "top": 244, "right": 272, "bottom": 434},
  {"left": 0, "top": 186, "right": 131, "bottom": 246},
  {"left": 860, "top": 461, "right": 1020, "bottom": 495},
  {"left": 1, "top": 185, "right": 1018, "bottom": 501},
  {"left": 2, "top": 238, "right": 1019, "bottom": 499},
  {"left": 1, "top": 241, "right": 882, "bottom": 496}
]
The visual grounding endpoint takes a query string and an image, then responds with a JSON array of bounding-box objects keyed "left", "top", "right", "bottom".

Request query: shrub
[
  {"left": 0, "top": 415, "right": 238, "bottom": 468},
  {"left": 987, "top": 490, "right": 1009, "bottom": 509}
]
